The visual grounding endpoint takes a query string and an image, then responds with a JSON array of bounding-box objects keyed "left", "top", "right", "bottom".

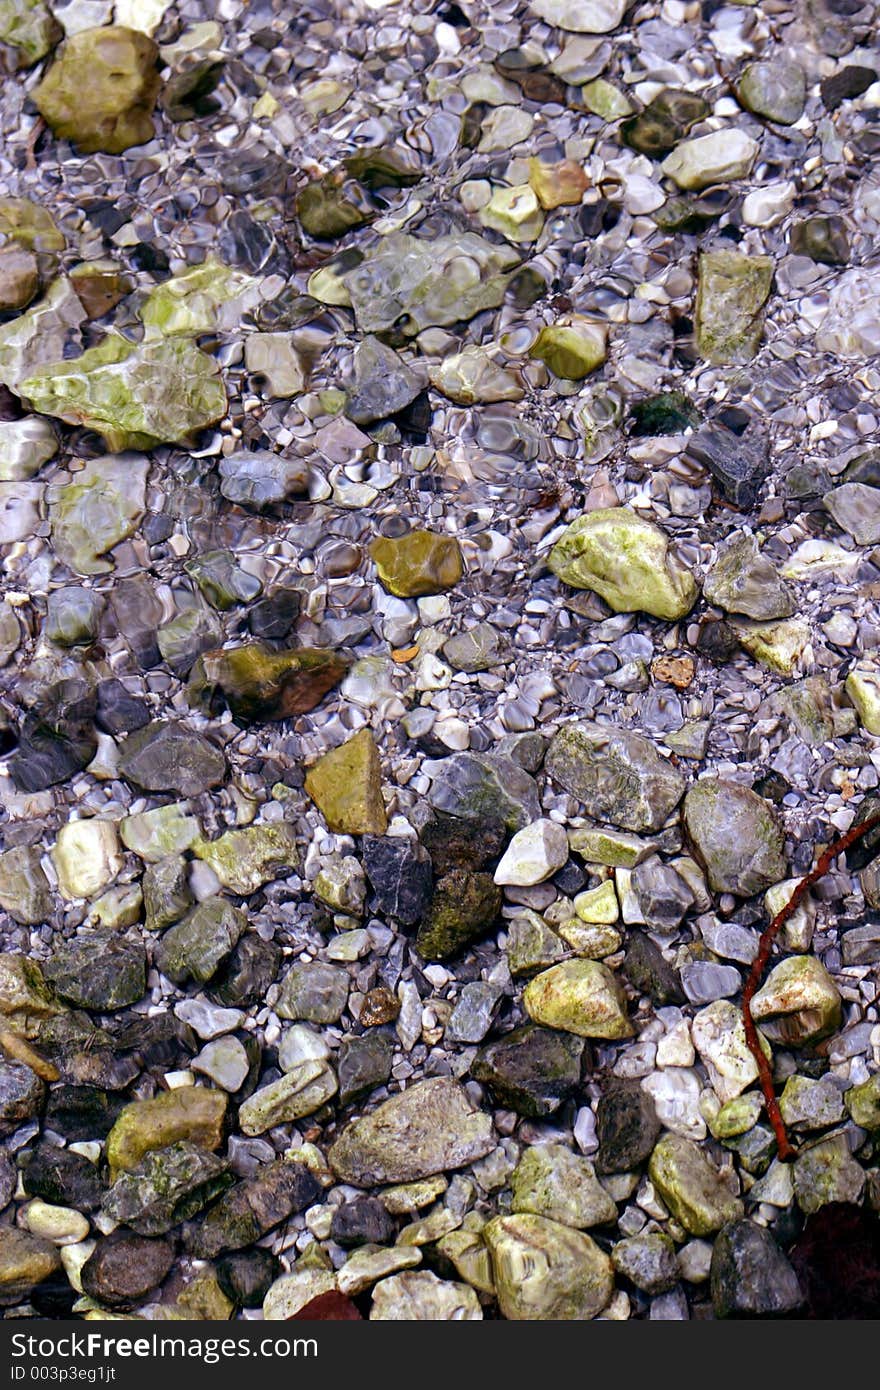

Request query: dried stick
[{"left": 742, "top": 810, "right": 880, "bottom": 1162}]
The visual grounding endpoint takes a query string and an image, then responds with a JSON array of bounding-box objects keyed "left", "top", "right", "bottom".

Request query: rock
[
  {"left": 780, "top": 1075, "right": 844, "bottom": 1131},
  {"left": 650, "top": 1133, "right": 743, "bottom": 1235},
  {"left": 218, "top": 451, "right": 309, "bottom": 508},
  {"left": 338, "top": 230, "right": 518, "bottom": 336},
  {"left": 370, "top": 530, "right": 462, "bottom": 598},
  {"left": 511, "top": 1143, "right": 617, "bottom": 1228},
  {"left": 507, "top": 911, "right": 566, "bottom": 976},
  {"left": 686, "top": 416, "right": 769, "bottom": 510},
  {"left": 711, "top": 1219, "right": 803, "bottom": 1317},
  {"left": 820, "top": 64, "right": 877, "bottom": 110},
  {"left": 0, "top": 846, "right": 52, "bottom": 926},
  {"left": 446, "top": 982, "right": 504, "bottom": 1044},
  {"left": 620, "top": 89, "right": 708, "bottom": 157},
  {"left": 345, "top": 336, "right": 422, "bottom": 425},
  {"left": 0, "top": 417, "right": 56, "bottom": 484},
  {"left": 846, "top": 667, "right": 880, "bottom": 735},
  {"left": 680, "top": 961, "right": 742, "bottom": 1006},
  {"left": 143, "top": 856, "right": 193, "bottom": 933},
  {"left": 494, "top": 819, "right": 569, "bottom": 886},
  {"left": 361, "top": 835, "right": 433, "bottom": 925},
  {"left": 106, "top": 1087, "right": 227, "bottom": 1178},
  {"left": 140, "top": 258, "right": 256, "bottom": 337},
  {"left": 683, "top": 779, "right": 786, "bottom": 895},
  {"left": 695, "top": 250, "right": 774, "bottom": 365},
  {"left": 549, "top": 507, "right": 697, "bottom": 620},
  {"left": 239, "top": 1060, "right": 338, "bottom": 1135},
  {"left": 569, "top": 827, "right": 656, "bottom": 868},
  {"left": 21, "top": 1142, "right": 105, "bottom": 1211},
  {"left": 338, "top": 1245, "right": 422, "bottom": 1296},
  {"left": 185, "top": 550, "right": 262, "bottom": 611},
  {"left": 750, "top": 956, "right": 841, "bottom": 1046},
  {"left": 442, "top": 623, "right": 511, "bottom": 672},
  {"left": 622, "top": 931, "right": 685, "bottom": 1006},
  {"left": 691, "top": 1001, "right": 763, "bottom": 1103},
  {"left": 42, "top": 931, "right": 145, "bottom": 1012},
  {"left": 121, "top": 804, "right": 199, "bottom": 863},
  {"left": 703, "top": 534, "right": 794, "bottom": 620},
  {"left": 211, "top": 934, "right": 282, "bottom": 1009},
  {"left": 845, "top": 1074, "right": 880, "bottom": 1131},
  {"left": 331, "top": 1197, "right": 396, "bottom": 1249},
  {"left": 244, "top": 333, "right": 306, "bottom": 397},
  {"left": 81, "top": 1231, "right": 174, "bottom": 1310},
  {"left": 304, "top": 729, "right": 387, "bottom": 835},
  {"left": 192, "top": 823, "right": 298, "bottom": 896},
  {"left": 314, "top": 856, "right": 367, "bottom": 916},
  {"left": 427, "top": 752, "right": 540, "bottom": 833},
  {"left": 0, "top": 244, "right": 38, "bottom": 313},
  {"left": 186, "top": 1159, "right": 319, "bottom": 1259},
  {"left": 0, "top": 954, "right": 62, "bottom": 1038},
  {"left": 528, "top": 0, "right": 625, "bottom": 32},
  {"left": 661, "top": 129, "right": 759, "bottom": 190},
  {"left": 472, "top": 1025, "right": 584, "bottom": 1118},
  {"left": 546, "top": 722, "right": 686, "bottom": 833},
  {"left": 51, "top": 819, "right": 122, "bottom": 902},
  {"left": 738, "top": 59, "right": 806, "bottom": 124},
  {"left": 118, "top": 720, "right": 225, "bottom": 798},
  {"left": 22, "top": 333, "right": 226, "bottom": 452},
  {"left": 216, "top": 1249, "right": 280, "bottom": 1309},
  {"left": 70, "top": 260, "right": 131, "bottom": 319},
  {"left": 416, "top": 870, "right": 502, "bottom": 960},
  {"left": 370, "top": 1269, "right": 482, "bottom": 1320},
  {"left": 815, "top": 266, "right": 880, "bottom": 357},
  {"left": 484, "top": 1213, "right": 613, "bottom": 1319},
  {"left": 732, "top": 616, "right": 810, "bottom": 675},
  {"left": 192, "top": 1036, "right": 250, "bottom": 1092},
  {"left": 524, "top": 959, "right": 632, "bottom": 1039},
  {"left": 102, "top": 1142, "right": 233, "bottom": 1236},
  {"left": 188, "top": 641, "right": 347, "bottom": 722},
  {"left": 262, "top": 1266, "right": 337, "bottom": 1320},
  {"left": 612, "top": 1233, "right": 679, "bottom": 1294},
  {"left": 429, "top": 346, "right": 523, "bottom": 405},
  {"left": 48, "top": 453, "right": 147, "bottom": 576},
  {"left": 0, "top": 1059, "right": 44, "bottom": 1135},
  {"left": 790, "top": 216, "right": 849, "bottom": 266},
  {"left": 0, "top": 0, "right": 60, "bottom": 66},
  {"left": 529, "top": 317, "right": 607, "bottom": 379},
  {"left": 24, "top": 1199, "right": 89, "bottom": 1246},
  {"left": 337, "top": 1033, "right": 392, "bottom": 1105},
  {"left": 824, "top": 482, "right": 880, "bottom": 545},
  {"left": 45, "top": 588, "right": 103, "bottom": 648},
  {"left": 792, "top": 1135, "right": 865, "bottom": 1214},
  {"left": 631, "top": 856, "right": 694, "bottom": 931},
  {"left": 0, "top": 1229, "right": 61, "bottom": 1306},
  {"left": 155, "top": 898, "right": 246, "bottom": 987},
  {"left": 277, "top": 962, "right": 349, "bottom": 1024},
  {"left": 34, "top": 25, "right": 160, "bottom": 154},
  {"left": 328, "top": 1077, "right": 495, "bottom": 1186}
]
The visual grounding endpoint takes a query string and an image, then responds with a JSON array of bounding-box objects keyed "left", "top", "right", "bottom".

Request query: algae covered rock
[
  {"left": 695, "top": 250, "right": 774, "bottom": 365},
  {"left": 415, "top": 869, "right": 502, "bottom": 960},
  {"left": 545, "top": 721, "right": 686, "bottom": 832},
  {"left": 548, "top": 507, "right": 697, "bottom": 619},
  {"left": 102, "top": 1142, "right": 234, "bottom": 1236},
  {"left": 370, "top": 529, "right": 462, "bottom": 598},
  {"left": 106, "top": 1087, "right": 228, "bottom": 1178},
  {"left": 21, "top": 333, "right": 227, "bottom": 452},
  {"left": 523, "top": 959, "right": 633, "bottom": 1039},
  {"left": 0, "top": 0, "right": 60, "bottom": 66},
  {"left": 188, "top": 641, "right": 348, "bottom": 722},
  {"left": 34, "top": 26, "right": 161, "bottom": 155},
  {"left": 510, "top": 1143, "right": 617, "bottom": 1229},
  {"left": 304, "top": 728, "right": 387, "bottom": 835},
  {"left": 154, "top": 897, "right": 246, "bottom": 987},
  {"left": 472, "top": 1024, "right": 584, "bottom": 1118},
  {"left": 648, "top": 1133, "right": 743, "bottom": 1236},
  {"left": 140, "top": 258, "right": 257, "bottom": 337},
  {"left": 192, "top": 823, "right": 298, "bottom": 895},
  {"left": 43, "top": 930, "right": 145, "bottom": 1011},
  {"left": 529, "top": 318, "right": 607, "bottom": 379},
  {"left": 328, "top": 1077, "right": 495, "bottom": 1185},
  {"left": 48, "top": 454, "right": 148, "bottom": 577},
  {"left": 484, "top": 1213, "right": 613, "bottom": 1320},
  {"left": 749, "top": 956, "right": 841, "bottom": 1046},
  {"left": 683, "top": 778, "right": 786, "bottom": 895}
]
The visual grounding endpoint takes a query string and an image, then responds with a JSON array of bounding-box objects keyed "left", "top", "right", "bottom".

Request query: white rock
[
  {"left": 641, "top": 1069, "right": 707, "bottom": 1140},
  {"left": 656, "top": 1018, "right": 695, "bottom": 1068},
  {"left": 816, "top": 267, "right": 880, "bottom": 357},
  {"left": 742, "top": 181, "right": 796, "bottom": 227},
  {"left": 691, "top": 1000, "right": 761, "bottom": 1102},
  {"left": 278, "top": 1024, "right": 331, "bottom": 1072},
  {"left": 25, "top": 1200, "right": 90, "bottom": 1246},
  {"left": 494, "top": 818, "right": 569, "bottom": 886},
  {"left": 661, "top": 129, "right": 759, "bottom": 191},
  {"left": 52, "top": 818, "right": 122, "bottom": 900},
  {"left": 192, "top": 1036, "right": 250, "bottom": 1092},
  {"left": 174, "top": 999, "right": 244, "bottom": 1039},
  {"left": 529, "top": 0, "right": 626, "bottom": 32}
]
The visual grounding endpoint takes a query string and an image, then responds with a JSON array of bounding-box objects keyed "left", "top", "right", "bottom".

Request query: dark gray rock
[
  {"left": 711, "top": 1218, "right": 804, "bottom": 1318},
  {"left": 155, "top": 898, "right": 247, "bottom": 987},
  {"left": 21, "top": 1141, "right": 106, "bottom": 1211},
  {"left": 81, "top": 1232, "right": 174, "bottom": 1310},
  {"left": 471, "top": 1024, "right": 585, "bottom": 1118},
  {"left": 43, "top": 931, "right": 146, "bottom": 1011},
  {"left": 0, "top": 1061, "right": 45, "bottom": 1136},
  {"left": 330, "top": 1196, "right": 396, "bottom": 1248},
  {"left": 216, "top": 1248, "right": 280, "bottom": 1308},
  {"left": 362, "top": 835, "right": 433, "bottom": 926},
  {"left": 184, "top": 1159, "right": 320, "bottom": 1258},
  {"left": 102, "top": 1141, "right": 234, "bottom": 1236},
  {"left": 210, "top": 933, "right": 282, "bottom": 1008},
  {"left": 595, "top": 1079, "right": 662, "bottom": 1174},
  {"left": 337, "top": 1032, "right": 393, "bottom": 1105},
  {"left": 118, "top": 720, "right": 226, "bottom": 797},
  {"left": 623, "top": 931, "right": 686, "bottom": 1005},
  {"left": 686, "top": 417, "right": 770, "bottom": 509}
]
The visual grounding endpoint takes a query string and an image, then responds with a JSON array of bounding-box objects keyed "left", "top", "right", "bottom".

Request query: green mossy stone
[
  {"left": 34, "top": 26, "right": 161, "bottom": 155},
  {"left": 370, "top": 530, "right": 463, "bottom": 598},
  {"left": 648, "top": 1133, "right": 743, "bottom": 1236},
  {"left": 510, "top": 1143, "right": 617, "bottom": 1229},
  {"left": 738, "top": 59, "right": 806, "bottom": 125},
  {"left": 154, "top": 898, "right": 247, "bottom": 987},
  {"left": 415, "top": 870, "right": 502, "bottom": 961},
  {"left": 484, "top": 1213, "right": 613, "bottom": 1320},
  {"left": 695, "top": 250, "right": 774, "bottom": 365},
  {"left": 0, "top": 0, "right": 60, "bottom": 66},
  {"left": 530, "top": 319, "right": 606, "bottom": 379},
  {"left": 184, "top": 551, "right": 262, "bottom": 611},
  {"left": 106, "top": 1088, "right": 228, "bottom": 1179},
  {"left": 523, "top": 958, "right": 633, "bottom": 1039},
  {"left": 139, "top": 259, "right": 256, "bottom": 337},
  {"left": 545, "top": 722, "right": 686, "bottom": 833},
  {"left": 192, "top": 823, "right": 299, "bottom": 896},
  {"left": 49, "top": 454, "right": 148, "bottom": 577},
  {"left": 188, "top": 641, "right": 348, "bottom": 722},
  {"left": 0, "top": 953, "right": 63, "bottom": 1038},
  {"left": 304, "top": 728, "right": 387, "bottom": 835},
  {"left": 548, "top": 507, "right": 698, "bottom": 620},
  {"left": 749, "top": 956, "right": 841, "bottom": 1046},
  {"left": 683, "top": 778, "right": 787, "bottom": 896},
  {"left": 102, "top": 1141, "right": 234, "bottom": 1236},
  {"left": 239, "top": 1060, "right": 338, "bottom": 1135},
  {"left": 845, "top": 1074, "right": 880, "bottom": 1131}
]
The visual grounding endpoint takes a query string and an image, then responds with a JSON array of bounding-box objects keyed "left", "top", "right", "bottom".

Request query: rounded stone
[
  {"left": 523, "top": 959, "right": 633, "bottom": 1039},
  {"left": 484, "top": 1213, "right": 613, "bottom": 1319}
]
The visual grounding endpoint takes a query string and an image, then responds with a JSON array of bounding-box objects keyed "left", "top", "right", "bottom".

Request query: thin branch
[{"left": 742, "top": 810, "right": 880, "bottom": 1163}]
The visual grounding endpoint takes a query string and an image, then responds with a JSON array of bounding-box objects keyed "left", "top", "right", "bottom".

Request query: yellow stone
[{"left": 304, "top": 727, "right": 387, "bottom": 835}]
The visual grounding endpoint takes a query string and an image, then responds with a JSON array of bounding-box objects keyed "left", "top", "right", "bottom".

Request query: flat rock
[
  {"left": 546, "top": 722, "right": 686, "bottom": 833},
  {"left": 118, "top": 720, "right": 225, "bottom": 797},
  {"left": 471, "top": 1024, "right": 584, "bottom": 1117},
  {"left": 683, "top": 778, "right": 787, "bottom": 895},
  {"left": 304, "top": 728, "right": 387, "bottom": 835}
]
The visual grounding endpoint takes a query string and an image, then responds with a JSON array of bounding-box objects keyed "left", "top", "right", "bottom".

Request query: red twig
[{"left": 742, "top": 810, "right": 880, "bottom": 1163}]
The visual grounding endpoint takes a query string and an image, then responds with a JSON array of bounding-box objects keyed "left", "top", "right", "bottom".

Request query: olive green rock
[
  {"left": 529, "top": 318, "right": 607, "bottom": 379},
  {"left": 154, "top": 898, "right": 246, "bottom": 987},
  {"left": 140, "top": 259, "right": 256, "bottom": 337},
  {"left": 120, "top": 803, "right": 200, "bottom": 863},
  {"left": 0, "top": 0, "right": 60, "bottom": 66},
  {"left": 370, "top": 530, "right": 463, "bottom": 598},
  {"left": 524, "top": 959, "right": 633, "bottom": 1039},
  {"left": 548, "top": 507, "right": 697, "bottom": 620},
  {"left": 510, "top": 1143, "right": 617, "bottom": 1229},
  {"left": 683, "top": 778, "right": 787, "bottom": 896},
  {"left": 0, "top": 953, "right": 62, "bottom": 1038},
  {"left": 0, "top": 1228, "right": 61, "bottom": 1305},
  {"left": 21, "top": 333, "right": 227, "bottom": 452},
  {"left": 328, "top": 1077, "right": 496, "bottom": 1186},
  {"left": 48, "top": 454, "right": 148, "bottom": 577},
  {"left": 703, "top": 534, "right": 794, "bottom": 620},
  {"left": 304, "top": 728, "right": 387, "bottom": 835},
  {"left": 0, "top": 278, "right": 85, "bottom": 392},
  {"left": 34, "top": 26, "right": 161, "bottom": 155},
  {"left": 545, "top": 722, "right": 686, "bottom": 833},
  {"left": 484, "top": 1213, "right": 613, "bottom": 1320},
  {"left": 415, "top": 870, "right": 502, "bottom": 961},
  {"left": 102, "top": 1142, "right": 234, "bottom": 1236},
  {"left": 845, "top": 1074, "right": 880, "bottom": 1130},
  {"left": 192, "top": 823, "right": 299, "bottom": 896},
  {"left": 792, "top": 1134, "right": 865, "bottom": 1214},
  {"left": 749, "top": 956, "right": 841, "bottom": 1046},
  {"left": 0, "top": 197, "right": 64, "bottom": 256},
  {"left": 0, "top": 846, "right": 52, "bottom": 925},
  {"left": 188, "top": 641, "right": 348, "bottom": 722},
  {"left": 648, "top": 1133, "right": 743, "bottom": 1236},
  {"left": 239, "top": 1060, "right": 338, "bottom": 1136},
  {"left": 695, "top": 250, "right": 774, "bottom": 365},
  {"left": 106, "top": 1087, "right": 228, "bottom": 1179},
  {"left": 738, "top": 59, "right": 806, "bottom": 125}
]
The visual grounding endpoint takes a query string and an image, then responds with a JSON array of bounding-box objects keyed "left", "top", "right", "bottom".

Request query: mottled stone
[
  {"left": 188, "top": 641, "right": 348, "bottom": 722},
  {"left": 239, "top": 1060, "right": 338, "bottom": 1136},
  {"left": 102, "top": 1142, "right": 233, "bottom": 1236},
  {"left": 277, "top": 962, "right": 349, "bottom": 1024},
  {"left": 0, "top": 1229, "right": 61, "bottom": 1306},
  {"left": 305, "top": 728, "right": 387, "bottom": 835},
  {"left": 370, "top": 1269, "right": 482, "bottom": 1320},
  {"left": 106, "top": 1087, "right": 227, "bottom": 1179},
  {"left": 0, "top": 1059, "right": 45, "bottom": 1136},
  {"left": 711, "top": 1219, "right": 803, "bottom": 1317},
  {"left": 738, "top": 59, "right": 806, "bottom": 124},
  {"left": 43, "top": 931, "right": 145, "bottom": 1012},
  {"left": 703, "top": 534, "right": 794, "bottom": 620},
  {"left": 118, "top": 720, "right": 225, "bottom": 797},
  {"left": 81, "top": 1231, "right": 174, "bottom": 1310},
  {"left": 549, "top": 508, "right": 697, "bottom": 620},
  {"left": 0, "top": 846, "right": 52, "bottom": 926},
  {"left": 427, "top": 752, "right": 540, "bottom": 833},
  {"left": 34, "top": 26, "right": 160, "bottom": 154},
  {"left": 661, "top": 129, "right": 758, "bottom": 190},
  {"left": 186, "top": 1160, "right": 320, "bottom": 1259},
  {"left": 472, "top": 1025, "right": 584, "bottom": 1118},
  {"left": 524, "top": 959, "right": 632, "bottom": 1039},
  {"left": 370, "top": 530, "right": 463, "bottom": 598},
  {"left": 484, "top": 1213, "right": 613, "bottom": 1320},
  {"left": 510, "top": 1143, "right": 617, "bottom": 1229},
  {"left": 792, "top": 1135, "right": 865, "bottom": 1214},
  {"left": 750, "top": 956, "right": 841, "bottom": 1046},
  {"left": 649, "top": 1134, "right": 743, "bottom": 1236},
  {"left": 683, "top": 779, "right": 786, "bottom": 895},
  {"left": 695, "top": 251, "right": 774, "bottom": 365},
  {"left": 48, "top": 453, "right": 147, "bottom": 576},
  {"left": 546, "top": 722, "right": 686, "bottom": 833},
  {"left": 192, "top": 823, "right": 298, "bottom": 896},
  {"left": 416, "top": 870, "right": 502, "bottom": 960}
]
